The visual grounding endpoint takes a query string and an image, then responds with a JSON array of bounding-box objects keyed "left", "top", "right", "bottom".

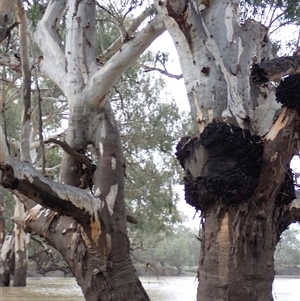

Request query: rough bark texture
[
  {"left": 157, "top": 1, "right": 300, "bottom": 301},
  {"left": 13, "top": 198, "right": 27, "bottom": 287},
  {"left": 0, "top": 0, "right": 164, "bottom": 299},
  {"left": 0, "top": 235, "right": 14, "bottom": 286},
  {"left": 176, "top": 110, "right": 299, "bottom": 301},
  {"left": 0, "top": 194, "right": 5, "bottom": 247}
]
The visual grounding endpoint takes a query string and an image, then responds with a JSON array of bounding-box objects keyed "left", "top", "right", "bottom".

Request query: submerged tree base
[{"left": 176, "top": 114, "right": 299, "bottom": 301}]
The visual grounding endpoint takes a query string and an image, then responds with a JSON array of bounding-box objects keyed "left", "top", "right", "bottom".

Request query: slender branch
[
  {"left": 30, "top": 132, "right": 65, "bottom": 150},
  {"left": 138, "top": 63, "right": 183, "bottom": 80},
  {"left": 45, "top": 138, "right": 94, "bottom": 171}
]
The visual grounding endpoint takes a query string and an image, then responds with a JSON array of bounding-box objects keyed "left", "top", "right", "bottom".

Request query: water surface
[{"left": 0, "top": 276, "right": 299, "bottom": 301}]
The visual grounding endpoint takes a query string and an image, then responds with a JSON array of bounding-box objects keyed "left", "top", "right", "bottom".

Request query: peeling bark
[{"left": 155, "top": 0, "right": 277, "bottom": 135}]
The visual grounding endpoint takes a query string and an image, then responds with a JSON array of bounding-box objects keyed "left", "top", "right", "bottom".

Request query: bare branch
[
  {"left": 138, "top": 63, "right": 183, "bottom": 80},
  {"left": 251, "top": 55, "right": 300, "bottom": 85},
  {"left": 45, "top": 138, "right": 94, "bottom": 171},
  {"left": 30, "top": 132, "right": 65, "bottom": 150}
]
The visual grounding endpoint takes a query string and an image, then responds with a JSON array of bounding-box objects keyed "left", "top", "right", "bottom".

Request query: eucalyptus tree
[
  {"left": 154, "top": 1, "right": 300, "bottom": 301},
  {"left": 1, "top": 1, "right": 300, "bottom": 301},
  {"left": 0, "top": 0, "right": 170, "bottom": 300}
]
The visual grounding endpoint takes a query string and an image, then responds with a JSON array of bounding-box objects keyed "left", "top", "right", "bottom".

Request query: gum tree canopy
[{"left": 0, "top": 0, "right": 300, "bottom": 301}]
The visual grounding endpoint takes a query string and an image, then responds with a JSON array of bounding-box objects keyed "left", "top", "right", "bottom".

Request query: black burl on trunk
[{"left": 176, "top": 121, "right": 264, "bottom": 210}]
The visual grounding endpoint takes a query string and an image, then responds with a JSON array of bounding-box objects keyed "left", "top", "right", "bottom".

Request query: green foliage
[
  {"left": 26, "top": 0, "right": 44, "bottom": 29},
  {"left": 275, "top": 228, "right": 300, "bottom": 266},
  {"left": 240, "top": 0, "right": 300, "bottom": 27},
  {"left": 110, "top": 52, "right": 188, "bottom": 241},
  {"left": 0, "top": 188, "right": 15, "bottom": 232}
]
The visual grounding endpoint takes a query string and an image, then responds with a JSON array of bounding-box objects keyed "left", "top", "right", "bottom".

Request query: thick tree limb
[
  {"left": 33, "top": 0, "right": 66, "bottom": 91},
  {"left": 0, "top": 158, "right": 101, "bottom": 224},
  {"left": 84, "top": 14, "right": 165, "bottom": 109},
  {"left": 251, "top": 56, "right": 300, "bottom": 85}
]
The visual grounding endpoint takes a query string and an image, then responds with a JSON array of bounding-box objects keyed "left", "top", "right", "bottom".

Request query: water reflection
[
  {"left": 0, "top": 278, "right": 84, "bottom": 301},
  {"left": 0, "top": 276, "right": 299, "bottom": 301}
]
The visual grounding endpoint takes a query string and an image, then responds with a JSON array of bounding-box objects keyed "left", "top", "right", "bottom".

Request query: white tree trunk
[{"left": 155, "top": 0, "right": 280, "bottom": 135}]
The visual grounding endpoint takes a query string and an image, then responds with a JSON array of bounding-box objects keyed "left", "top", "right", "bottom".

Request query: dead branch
[
  {"left": 45, "top": 138, "right": 94, "bottom": 171},
  {"left": 278, "top": 199, "right": 300, "bottom": 233},
  {"left": 251, "top": 55, "right": 300, "bottom": 85},
  {"left": 0, "top": 159, "right": 100, "bottom": 222},
  {"left": 138, "top": 63, "right": 183, "bottom": 80}
]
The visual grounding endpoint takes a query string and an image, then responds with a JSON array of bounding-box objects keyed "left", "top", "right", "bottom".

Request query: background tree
[
  {"left": 132, "top": 225, "right": 200, "bottom": 276},
  {"left": 275, "top": 227, "right": 300, "bottom": 267}
]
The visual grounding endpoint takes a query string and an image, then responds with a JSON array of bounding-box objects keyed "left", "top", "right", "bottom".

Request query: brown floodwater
[{"left": 0, "top": 276, "right": 299, "bottom": 301}]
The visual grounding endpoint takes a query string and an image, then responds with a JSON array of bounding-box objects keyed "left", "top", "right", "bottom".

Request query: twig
[{"left": 138, "top": 63, "right": 183, "bottom": 80}]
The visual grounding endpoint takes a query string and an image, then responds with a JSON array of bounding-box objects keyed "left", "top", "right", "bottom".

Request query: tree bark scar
[
  {"left": 166, "top": 1, "right": 192, "bottom": 47},
  {"left": 0, "top": 163, "right": 19, "bottom": 189}
]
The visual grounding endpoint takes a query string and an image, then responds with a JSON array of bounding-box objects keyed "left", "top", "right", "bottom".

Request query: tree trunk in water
[
  {"left": 176, "top": 111, "right": 299, "bottom": 301},
  {"left": 0, "top": 193, "right": 5, "bottom": 248},
  {"left": 0, "top": 235, "right": 14, "bottom": 286},
  {"left": 199, "top": 208, "right": 275, "bottom": 301},
  {"left": 157, "top": 1, "right": 300, "bottom": 300},
  {"left": 13, "top": 198, "right": 27, "bottom": 286}
]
